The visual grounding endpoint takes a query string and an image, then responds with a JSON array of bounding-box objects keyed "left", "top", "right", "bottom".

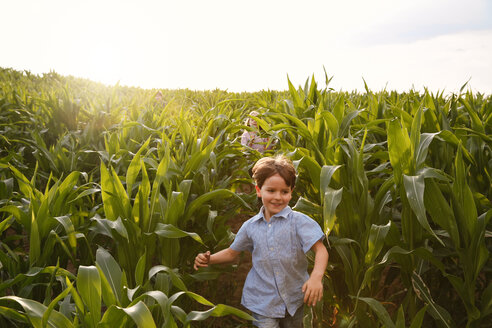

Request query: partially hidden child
[{"left": 194, "top": 155, "right": 329, "bottom": 328}]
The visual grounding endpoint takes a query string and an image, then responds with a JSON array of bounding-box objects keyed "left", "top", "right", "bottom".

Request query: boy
[{"left": 194, "top": 155, "right": 328, "bottom": 327}]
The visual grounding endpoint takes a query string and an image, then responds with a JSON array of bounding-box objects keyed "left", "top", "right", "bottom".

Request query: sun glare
[{"left": 81, "top": 44, "right": 124, "bottom": 86}]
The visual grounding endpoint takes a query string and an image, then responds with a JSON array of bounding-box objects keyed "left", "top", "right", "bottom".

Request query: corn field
[{"left": 0, "top": 67, "right": 491, "bottom": 328}]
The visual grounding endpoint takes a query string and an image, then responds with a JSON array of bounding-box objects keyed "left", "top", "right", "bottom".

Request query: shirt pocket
[{"left": 275, "top": 221, "right": 297, "bottom": 259}]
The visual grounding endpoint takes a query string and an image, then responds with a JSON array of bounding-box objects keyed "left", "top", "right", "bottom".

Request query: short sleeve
[
  {"left": 230, "top": 220, "right": 253, "bottom": 252},
  {"left": 240, "top": 131, "right": 250, "bottom": 146},
  {"left": 295, "top": 213, "right": 325, "bottom": 253}
]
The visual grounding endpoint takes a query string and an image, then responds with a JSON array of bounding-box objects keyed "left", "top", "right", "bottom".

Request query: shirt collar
[{"left": 252, "top": 206, "right": 293, "bottom": 222}]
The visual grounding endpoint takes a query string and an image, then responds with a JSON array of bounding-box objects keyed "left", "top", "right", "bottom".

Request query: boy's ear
[{"left": 255, "top": 185, "right": 261, "bottom": 197}]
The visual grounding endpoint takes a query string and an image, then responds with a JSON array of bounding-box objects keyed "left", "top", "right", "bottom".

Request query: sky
[{"left": 1, "top": 0, "right": 492, "bottom": 94}]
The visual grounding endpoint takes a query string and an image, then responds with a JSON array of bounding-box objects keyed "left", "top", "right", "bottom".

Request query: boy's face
[{"left": 256, "top": 173, "right": 292, "bottom": 220}]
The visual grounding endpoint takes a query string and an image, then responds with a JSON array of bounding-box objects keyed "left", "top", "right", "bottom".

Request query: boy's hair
[
  {"left": 252, "top": 155, "right": 296, "bottom": 189},
  {"left": 245, "top": 110, "right": 260, "bottom": 127}
]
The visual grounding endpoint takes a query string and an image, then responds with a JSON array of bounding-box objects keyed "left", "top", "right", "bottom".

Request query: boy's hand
[
  {"left": 194, "top": 251, "right": 211, "bottom": 270},
  {"left": 302, "top": 276, "right": 323, "bottom": 307}
]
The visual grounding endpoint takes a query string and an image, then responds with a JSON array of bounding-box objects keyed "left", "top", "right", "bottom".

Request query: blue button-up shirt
[{"left": 230, "top": 206, "right": 324, "bottom": 318}]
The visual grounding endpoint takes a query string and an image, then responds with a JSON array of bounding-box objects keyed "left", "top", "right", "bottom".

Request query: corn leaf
[
  {"left": 412, "top": 271, "right": 454, "bottom": 328},
  {"left": 0, "top": 296, "right": 73, "bottom": 328},
  {"left": 320, "top": 165, "right": 342, "bottom": 203},
  {"left": 403, "top": 174, "right": 443, "bottom": 245},
  {"left": 77, "top": 265, "right": 101, "bottom": 327},
  {"left": 120, "top": 301, "right": 156, "bottom": 328},
  {"left": 149, "top": 266, "right": 187, "bottom": 291},
  {"left": 126, "top": 137, "right": 150, "bottom": 195},
  {"left": 29, "top": 212, "right": 40, "bottom": 266},
  {"left": 357, "top": 297, "right": 395, "bottom": 328},
  {"left": 364, "top": 222, "right": 390, "bottom": 265},
  {"left": 387, "top": 119, "right": 412, "bottom": 183},
  {"left": 41, "top": 282, "right": 73, "bottom": 328},
  {"left": 0, "top": 305, "right": 29, "bottom": 324},
  {"left": 96, "top": 247, "right": 123, "bottom": 305},
  {"left": 186, "top": 304, "right": 255, "bottom": 323},
  {"left": 409, "top": 306, "right": 428, "bottom": 328},
  {"left": 154, "top": 223, "right": 204, "bottom": 245},
  {"left": 323, "top": 187, "right": 343, "bottom": 237},
  {"left": 424, "top": 179, "right": 460, "bottom": 247}
]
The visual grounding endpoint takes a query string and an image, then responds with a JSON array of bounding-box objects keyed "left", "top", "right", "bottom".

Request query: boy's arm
[
  {"left": 302, "top": 240, "right": 329, "bottom": 307},
  {"left": 194, "top": 248, "right": 240, "bottom": 270}
]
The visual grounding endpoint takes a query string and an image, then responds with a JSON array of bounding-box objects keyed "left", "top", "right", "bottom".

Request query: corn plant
[{"left": 0, "top": 247, "right": 253, "bottom": 327}]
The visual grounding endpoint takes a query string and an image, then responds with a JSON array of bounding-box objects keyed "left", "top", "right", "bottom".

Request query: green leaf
[
  {"left": 130, "top": 290, "right": 169, "bottom": 319},
  {"left": 436, "top": 130, "right": 475, "bottom": 165},
  {"left": 133, "top": 160, "right": 151, "bottom": 231},
  {"left": 364, "top": 222, "right": 390, "bottom": 265},
  {"left": 321, "top": 111, "right": 339, "bottom": 138},
  {"left": 412, "top": 271, "right": 454, "bottom": 328},
  {"left": 100, "top": 163, "right": 117, "bottom": 221},
  {"left": 9, "top": 165, "right": 33, "bottom": 198},
  {"left": 403, "top": 174, "right": 444, "bottom": 245},
  {"left": 77, "top": 266, "right": 101, "bottom": 327},
  {"left": 320, "top": 165, "right": 342, "bottom": 203},
  {"left": 357, "top": 297, "right": 395, "bottom": 328},
  {"left": 126, "top": 137, "right": 151, "bottom": 195},
  {"left": 120, "top": 301, "right": 157, "bottom": 328},
  {"left": 66, "top": 276, "right": 86, "bottom": 317},
  {"left": 29, "top": 211, "right": 40, "bottom": 267},
  {"left": 96, "top": 247, "right": 123, "bottom": 304},
  {"left": 446, "top": 274, "right": 480, "bottom": 321},
  {"left": 0, "top": 296, "right": 73, "bottom": 328},
  {"left": 110, "top": 167, "right": 132, "bottom": 219},
  {"left": 459, "top": 97, "right": 484, "bottom": 133},
  {"left": 42, "top": 282, "right": 73, "bottom": 328},
  {"left": 299, "top": 156, "right": 322, "bottom": 191},
  {"left": 0, "top": 305, "right": 29, "bottom": 324},
  {"left": 293, "top": 197, "right": 322, "bottom": 216},
  {"left": 52, "top": 171, "right": 80, "bottom": 214},
  {"left": 98, "top": 305, "right": 128, "bottom": 327},
  {"left": 387, "top": 120, "right": 412, "bottom": 186},
  {"left": 54, "top": 215, "right": 77, "bottom": 250},
  {"left": 0, "top": 206, "right": 24, "bottom": 227},
  {"left": 409, "top": 306, "right": 428, "bottom": 328},
  {"left": 287, "top": 75, "right": 304, "bottom": 109},
  {"left": 424, "top": 179, "right": 460, "bottom": 247},
  {"left": 69, "top": 188, "right": 101, "bottom": 203},
  {"left": 410, "top": 107, "right": 423, "bottom": 164},
  {"left": 332, "top": 95, "right": 345, "bottom": 124},
  {"left": 185, "top": 304, "right": 254, "bottom": 323},
  {"left": 323, "top": 187, "right": 343, "bottom": 237},
  {"left": 415, "top": 132, "right": 438, "bottom": 169},
  {"left": 480, "top": 282, "right": 492, "bottom": 318},
  {"left": 395, "top": 306, "right": 405, "bottom": 328},
  {"left": 183, "top": 291, "right": 214, "bottom": 306},
  {"left": 339, "top": 110, "right": 361, "bottom": 138},
  {"left": 185, "top": 189, "right": 251, "bottom": 221},
  {"left": 135, "top": 252, "right": 146, "bottom": 287},
  {"left": 154, "top": 223, "right": 205, "bottom": 245},
  {"left": 149, "top": 266, "right": 187, "bottom": 291},
  {"left": 452, "top": 144, "right": 477, "bottom": 246}
]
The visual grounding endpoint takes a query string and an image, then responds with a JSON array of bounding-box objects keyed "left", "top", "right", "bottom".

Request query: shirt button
[
  {"left": 268, "top": 224, "right": 271, "bottom": 227},
  {"left": 270, "top": 247, "right": 273, "bottom": 251}
]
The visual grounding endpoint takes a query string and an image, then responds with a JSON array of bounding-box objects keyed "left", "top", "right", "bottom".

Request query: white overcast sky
[{"left": 1, "top": 0, "right": 491, "bottom": 93}]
